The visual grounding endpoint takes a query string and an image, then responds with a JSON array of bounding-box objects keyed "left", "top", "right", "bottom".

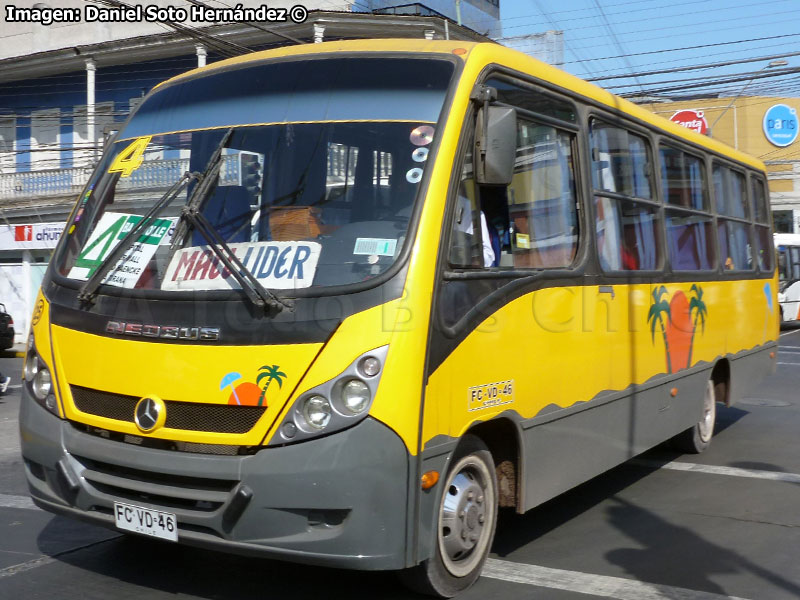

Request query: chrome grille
[{"left": 70, "top": 385, "right": 266, "bottom": 434}]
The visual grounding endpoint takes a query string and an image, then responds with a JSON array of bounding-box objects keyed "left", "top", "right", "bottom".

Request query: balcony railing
[{"left": 0, "top": 156, "right": 242, "bottom": 201}]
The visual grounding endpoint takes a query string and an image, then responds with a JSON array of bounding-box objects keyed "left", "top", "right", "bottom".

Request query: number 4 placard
[{"left": 108, "top": 136, "right": 152, "bottom": 177}]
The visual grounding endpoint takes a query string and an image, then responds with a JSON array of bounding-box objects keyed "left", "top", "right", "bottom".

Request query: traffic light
[{"left": 239, "top": 151, "right": 263, "bottom": 205}]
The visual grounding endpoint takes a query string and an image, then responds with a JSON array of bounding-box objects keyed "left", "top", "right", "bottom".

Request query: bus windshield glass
[{"left": 55, "top": 57, "right": 455, "bottom": 293}]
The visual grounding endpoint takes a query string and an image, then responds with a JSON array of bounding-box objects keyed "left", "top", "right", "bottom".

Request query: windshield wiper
[
  {"left": 169, "top": 128, "right": 234, "bottom": 254},
  {"left": 168, "top": 128, "right": 290, "bottom": 314},
  {"left": 180, "top": 206, "right": 291, "bottom": 313},
  {"left": 78, "top": 171, "right": 197, "bottom": 305}
]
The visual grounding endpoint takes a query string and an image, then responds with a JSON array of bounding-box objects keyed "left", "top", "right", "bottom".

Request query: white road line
[
  {"left": 632, "top": 460, "right": 800, "bottom": 484},
  {"left": 0, "top": 556, "right": 56, "bottom": 579},
  {"left": 777, "top": 362, "right": 800, "bottom": 366},
  {"left": 0, "top": 493, "right": 40, "bottom": 511},
  {"left": 482, "top": 559, "right": 751, "bottom": 600},
  {"left": 779, "top": 328, "right": 800, "bottom": 337}
]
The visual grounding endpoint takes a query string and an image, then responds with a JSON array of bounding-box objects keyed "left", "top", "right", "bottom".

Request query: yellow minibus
[{"left": 20, "top": 39, "right": 778, "bottom": 597}]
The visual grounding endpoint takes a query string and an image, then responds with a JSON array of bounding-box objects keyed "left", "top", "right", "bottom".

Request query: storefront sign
[
  {"left": 763, "top": 104, "right": 798, "bottom": 147},
  {"left": 0, "top": 222, "right": 64, "bottom": 251},
  {"left": 670, "top": 109, "right": 708, "bottom": 135}
]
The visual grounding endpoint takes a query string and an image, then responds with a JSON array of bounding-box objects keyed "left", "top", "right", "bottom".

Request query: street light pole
[{"left": 708, "top": 59, "right": 788, "bottom": 137}]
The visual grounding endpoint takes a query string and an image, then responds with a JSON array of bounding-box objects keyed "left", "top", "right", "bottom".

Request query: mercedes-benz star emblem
[{"left": 134, "top": 396, "right": 163, "bottom": 432}]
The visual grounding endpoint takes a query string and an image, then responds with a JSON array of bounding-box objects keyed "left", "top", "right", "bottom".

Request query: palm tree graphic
[
  {"left": 687, "top": 284, "right": 708, "bottom": 367},
  {"left": 256, "top": 364, "right": 287, "bottom": 407},
  {"left": 647, "top": 285, "right": 672, "bottom": 374}
]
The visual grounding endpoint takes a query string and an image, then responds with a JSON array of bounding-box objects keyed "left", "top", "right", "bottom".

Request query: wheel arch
[
  {"left": 711, "top": 358, "right": 731, "bottom": 406},
  {"left": 465, "top": 417, "right": 523, "bottom": 513}
]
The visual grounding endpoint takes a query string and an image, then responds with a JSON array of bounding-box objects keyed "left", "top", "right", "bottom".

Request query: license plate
[{"left": 114, "top": 502, "right": 178, "bottom": 541}]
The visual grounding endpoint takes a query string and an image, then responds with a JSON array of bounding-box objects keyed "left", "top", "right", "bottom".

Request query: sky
[{"left": 492, "top": 0, "right": 800, "bottom": 99}]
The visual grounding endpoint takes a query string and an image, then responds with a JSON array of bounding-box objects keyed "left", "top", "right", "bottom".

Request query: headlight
[
  {"left": 24, "top": 336, "right": 61, "bottom": 418},
  {"left": 302, "top": 395, "right": 331, "bottom": 430},
  {"left": 274, "top": 346, "right": 389, "bottom": 445},
  {"left": 341, "top": 379, "right": 370, "bottom": 414},
  {"left": 358, "top": 356, "right": 381, "bottom": 378},
  {"left": 32, "top": 367, "right": 52, "bottom": 401},
  {"left": 24, "top": 350, "right": 39, "bottom": 382}
]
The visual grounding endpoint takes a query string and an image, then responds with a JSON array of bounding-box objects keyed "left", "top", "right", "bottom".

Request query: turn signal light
[{"left": 421, "top": 471, "right": 440, "bottom": 490}]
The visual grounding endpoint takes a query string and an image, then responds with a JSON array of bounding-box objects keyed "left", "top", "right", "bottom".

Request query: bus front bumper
[{"left": 19, "top": 392, "right": 411, "bottom": 570}]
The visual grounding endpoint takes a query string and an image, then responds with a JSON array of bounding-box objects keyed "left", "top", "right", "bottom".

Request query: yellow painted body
[{"left": 32, "top": 40, "right": 777, "bottom": 461}]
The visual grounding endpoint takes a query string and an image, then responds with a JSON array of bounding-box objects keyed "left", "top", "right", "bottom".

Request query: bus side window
[
  {"left": 591, "top": 119, "right": 661, "bottom": 272},
  {"left": 508, "top": 120, "right": 579, "bottom": 268}
]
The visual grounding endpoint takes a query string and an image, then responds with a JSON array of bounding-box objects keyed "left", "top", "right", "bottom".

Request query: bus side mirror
[{"left": 474, "top": 106, "right": 516, "bottom": 185}]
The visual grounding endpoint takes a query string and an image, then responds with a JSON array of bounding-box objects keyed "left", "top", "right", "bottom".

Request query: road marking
[
  {"left": 632, "top": 460, "right": 800, "bottom": 484},
  {"left": 777, "top": 361, "right": 800, "bottom": 365},
  {"left": 483, "top": 559, "right": 751, "bottom": 600},
  {"left": 779, "top": 328, "right": 800, "bottom": 337},
  {"left": 0, "top": 493, "right": 40, "bottom": 511},
  {"left": 0, "top": 536, "right": 119, "bottom": 580},
  {"left": 0, "top": 556, "right": 56, "bottom": 579}
]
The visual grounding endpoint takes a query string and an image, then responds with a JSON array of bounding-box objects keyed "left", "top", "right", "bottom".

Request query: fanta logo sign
[{"left": 670, "top": 110, "right": 708, "bottom": 135}]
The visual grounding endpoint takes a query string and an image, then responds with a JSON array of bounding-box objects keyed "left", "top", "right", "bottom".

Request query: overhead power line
[
  {"left": 620, "top": 66, "right": 800, "bottom": 97},
  {"left": 588, "top": 50, "right": 800, "bottom": 82}
]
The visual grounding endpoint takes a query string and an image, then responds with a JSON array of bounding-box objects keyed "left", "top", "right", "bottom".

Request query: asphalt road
[{"left": 1, "top": 333, "right": 799, "bottom": 600}]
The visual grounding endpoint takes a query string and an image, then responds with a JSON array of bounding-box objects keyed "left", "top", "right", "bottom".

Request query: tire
[
  {"left": 671, "top": 379, "right": 717, "bottom": 454},
  {"left": 400, "top": 435, "right": 498, "bottom": 598}
]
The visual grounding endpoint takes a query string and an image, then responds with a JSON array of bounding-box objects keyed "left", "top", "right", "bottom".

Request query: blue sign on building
[{"left": 763, "top": 104, "right": 798, "bottom": 147}]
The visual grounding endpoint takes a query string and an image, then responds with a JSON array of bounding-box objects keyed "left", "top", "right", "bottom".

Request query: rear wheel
[
  {"left": 672, "top": 379, "right": 716, "bottom": 454},
  {"left": 400, "top": 435, "right": 498, "bottom": 598}
]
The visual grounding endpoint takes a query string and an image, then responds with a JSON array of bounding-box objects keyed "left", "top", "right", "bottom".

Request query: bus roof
[{"left": 157, "top": 39, "right": 765, "bottom": 172}]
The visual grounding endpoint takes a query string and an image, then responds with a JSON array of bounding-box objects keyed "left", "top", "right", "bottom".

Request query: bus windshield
[{"left": 55, "top": 57, "right": 455, "bottom": 293}]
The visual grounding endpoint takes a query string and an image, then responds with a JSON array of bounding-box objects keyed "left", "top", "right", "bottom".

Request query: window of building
[
  {"left": 30, "top": 109, "right": 61, "bottom": 171},
  {"left": 0, "top": 117, "right": 14, "bottom": 173}
]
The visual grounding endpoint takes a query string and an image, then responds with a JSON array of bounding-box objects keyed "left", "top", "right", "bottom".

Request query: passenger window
[
  {"left": 591, "top": 121, "right": 652, "bottom": 199},
  {"left": 754, "top": 226, "right": 773, "bottom": 272},
  {"left": 751, "top": 177, "right": 773, "bottom": 272},
  {"left": 665, "top": 211, "right": 715, "bottom": 271},
  {"left": 659, "top": 146, "right": 707, "bottom": 210},
  {"left": 714, "top": 164, "right": 752, "bottom": 271},
  {"left": 717, "top": 220, "right": 752, "bottom": 271},
  {"left": 713, "top": 165, "right": 747, "bottom": 219},
  {"left": 751, "top": 177, "right": 769, "bottom": 223},
  {"left": 591, "top": 120, "right": 661, "bottom": 271},
  {"left": 508, "top": 121, "right": 578, "bottom": 268},
  {"left": 448, "top": 116, "right": 579, "bottom": 270},
  {"left": 596, "top": 197, "right": 661, "bottom": 270},
  {"left": 659, "top": 145, "right": 714, "bottom": 271}
]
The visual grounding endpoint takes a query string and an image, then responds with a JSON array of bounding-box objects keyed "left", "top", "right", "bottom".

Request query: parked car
[{"left": 0, "top": 303, "right": 14, "bottom": 350}]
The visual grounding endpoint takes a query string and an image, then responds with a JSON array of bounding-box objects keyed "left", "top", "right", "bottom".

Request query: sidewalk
[{"left": 1, "top": 343, "right": 25, "bottom": 358}]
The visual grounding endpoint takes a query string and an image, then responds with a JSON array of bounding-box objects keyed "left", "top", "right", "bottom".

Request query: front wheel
[
  {"left": 400, "top": 435, "right": 498, "bottom": 598},
  {"left": 672, "top": 379, "right": 717, "bottom": 454}
]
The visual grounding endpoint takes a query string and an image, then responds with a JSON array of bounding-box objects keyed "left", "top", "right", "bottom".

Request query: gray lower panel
[
  {"left": 520, "top": 346, "right": 775, "bottom": 512},
  {"left": 19, "top": 391, "right": 410, "bottom": 570}
]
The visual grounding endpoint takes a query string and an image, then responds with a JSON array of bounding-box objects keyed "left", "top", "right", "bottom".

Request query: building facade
[{"left": 638, "top": 95, "right": 800, "bottom": 233}]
